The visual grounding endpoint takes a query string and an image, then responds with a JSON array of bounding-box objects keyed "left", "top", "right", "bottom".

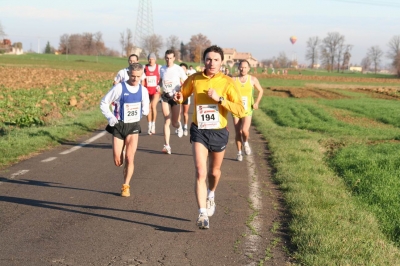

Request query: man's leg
[
  {"left": 171, "top": 104, "right": 183, "bottom": 137},
  {"left": 161, "top": 101, "right": 172, "bottom": 153},
  {"left": 123, "top": 133, "right": 139, "bottom": 186},
  {"left": 242, "top": 116, "right": 252, "bottom": 155},
  {"left": 112, "top": 136, "right": 125, "bottom": 167}
]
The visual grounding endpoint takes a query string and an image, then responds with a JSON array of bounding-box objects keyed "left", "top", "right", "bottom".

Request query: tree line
[
  {"left": 303, "top": 32, "right": 400, "bottom": 76},
  {"left": 53, "top": 29, "right": 212, "bottom": 63}
]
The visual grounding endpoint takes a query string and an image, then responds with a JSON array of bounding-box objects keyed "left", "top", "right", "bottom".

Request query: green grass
[{"left": 252, "top": 87, "right": 400, "bottom": 264}]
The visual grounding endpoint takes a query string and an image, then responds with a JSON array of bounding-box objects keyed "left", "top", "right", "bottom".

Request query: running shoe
[
  {"left": 162, "top": 145, "right": 171, "bottom": 154},
  {"left": 237, "top": 153, "right": 243, "bottom": 162},
  {"left": 121, "top": 184, "right": 130, "bottom": 197},
  {"left": 147, "top": 128, "right": 152, "bottom": 135},
  {"left": 151, "top": 124, "right": 155, "bottom": 135},
  {"left": 183, "top": 128, "right": 188, "bottom": 136},
  {"left": 196, "top": 213, "right": 209, "bottom": 229},
  {"left": 206, "top": 197, "right": 216, "bottom": 217},
  {"left": 244, "top": 144, "right": 252, "bottom": 155},
  {"left": 177, "top": 127, "right": 183, "bottom": 138}
]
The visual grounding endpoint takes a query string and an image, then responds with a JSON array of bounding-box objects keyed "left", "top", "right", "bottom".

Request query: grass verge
[{"left": 253, "top": 108, "right": 400, "bottom": 265}]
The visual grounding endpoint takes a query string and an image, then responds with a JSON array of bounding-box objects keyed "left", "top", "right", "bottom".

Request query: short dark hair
[
  {"left": 239, "top": 60, "right": 251, "bottom": 68},
  {"left": 180, "top": 63, "right": 188, "bottom": 69},
  {"left": 128, "top": 54, "right": 139, "bottom": 61},
  {"left": 202, "top": 45, "right": 224, "bottom": 61},
  {"left": 165, "top": 49, "right": 175, "bottom": 57}
]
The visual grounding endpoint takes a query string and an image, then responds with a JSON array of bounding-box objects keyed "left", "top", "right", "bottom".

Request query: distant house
[
  {"left": 222, "top": 48, "right": 259, "bottom": 68},
  {"left": 349, "top": 66, "right": 362, "bottom": 72}
]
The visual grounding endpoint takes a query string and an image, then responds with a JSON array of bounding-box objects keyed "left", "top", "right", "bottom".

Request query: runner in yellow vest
[{"left": 232, "top": 60, "right": 263, "bottom": 161}]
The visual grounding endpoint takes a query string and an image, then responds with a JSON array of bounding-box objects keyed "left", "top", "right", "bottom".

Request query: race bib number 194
[{"left": 197, "top": 104, "right": 219, "bottom": 129}]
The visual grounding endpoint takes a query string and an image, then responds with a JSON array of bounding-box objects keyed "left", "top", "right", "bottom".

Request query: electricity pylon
[{"left": 134, "top": 0, "right": 154, "bottom": 49}]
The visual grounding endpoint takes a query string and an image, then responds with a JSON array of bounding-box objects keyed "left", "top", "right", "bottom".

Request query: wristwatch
[{"left": 218, "top": 96, "right": 224, "bottom": 104}]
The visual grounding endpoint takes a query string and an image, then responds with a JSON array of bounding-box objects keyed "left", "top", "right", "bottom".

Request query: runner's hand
[
  {"left": 108, "top": 116, "right": 118, "bottom": 126},
  {"left": 174, "top": 91, "right": 182, "bottom": 102},
  {"left": 207, "top": 88, "right": 219, "bottom": 102}
]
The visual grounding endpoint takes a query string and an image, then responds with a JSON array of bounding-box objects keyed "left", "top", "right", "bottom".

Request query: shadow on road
[{"left": 0, "top": 195, "right": 193, "bottom": 233}]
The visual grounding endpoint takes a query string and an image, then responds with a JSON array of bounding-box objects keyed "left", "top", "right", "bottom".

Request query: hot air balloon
[{"left": 290, "top": 36, "right": 297, "bottom": 45}]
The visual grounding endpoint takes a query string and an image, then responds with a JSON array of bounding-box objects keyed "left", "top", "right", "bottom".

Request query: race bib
[
  {"left": 147, "top": 76, "right": 157, "bottom": 87},
  {"left": 242, "top": 96, "right": 248, "bottom": 111},
  {"left": 123, "top": 102, "right": 141, "bottom": 123},
  {"left": 163, "top": 80, "right": 179, "bottom": 93},
  {"left": 197, "top": 104, "right": 220, "bottom": 129}
]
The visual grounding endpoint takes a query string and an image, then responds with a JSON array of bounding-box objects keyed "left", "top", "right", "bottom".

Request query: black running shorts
[
  {"left": 161, "top": 93, "right": 178, "bottom": 106},
  {"left": 190, "top": 123, "right": 229, "bottom": 152},
  {"left": 105, "top": 121, "right": 141, "bottom": 140}
]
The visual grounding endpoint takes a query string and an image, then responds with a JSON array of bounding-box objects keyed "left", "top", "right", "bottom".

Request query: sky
[{"left": 1, "top": 0, "right": 399, "bottom": 67}]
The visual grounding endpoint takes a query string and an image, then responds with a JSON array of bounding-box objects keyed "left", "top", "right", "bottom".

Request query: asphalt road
[{"left": 0, "top": 105, "right": 289, "bottom": 266}]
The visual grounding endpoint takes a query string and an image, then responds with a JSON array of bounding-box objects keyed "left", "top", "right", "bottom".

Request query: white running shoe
[
  {"left": 196, "top": 213, "right": 209, "bottom": 229},
  {"left": 162, "top": 145, "right": 171, "bottom": 154},
  {"left": 151, "top": 124, "right": 155, "bottom": 134},
  {"left": 244, "top": 144, "right": 252, "bottom": 155},
  {"left": 236, "top": 153, "right": 243, "bottom": 162},
  {"left": 183, "top": 129, "right": 188, "bottom": 136},
  {"left": 177, "top": 126, "right": 183, "bottom": 138},
  {"left": 148, "top": 128, "right": 152, "bottom": 135},
  {"left": 206, "top": 198, "right": 216, "bottom": 217}
]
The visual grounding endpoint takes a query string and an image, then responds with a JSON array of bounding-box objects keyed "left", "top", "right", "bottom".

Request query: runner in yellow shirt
[
  {"left": 174, "top": 45, "right": 245, "bottom": 229},
  {"left": 232, "top": 60, "right": 263, "bottom": 161}
]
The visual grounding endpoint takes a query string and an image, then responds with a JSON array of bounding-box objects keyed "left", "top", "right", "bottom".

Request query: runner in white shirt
[
  {"left": 159, "top": 49, "right": 187, "bottom": 154},
  {"left": 100, "top": 63, "right": 149, "bottom": 197},
  {"left": 187, "top": 65, "right": 197, "bottom": 76},
  {"left": 113, "top": 54, "right": 146, "bottom": 86}
]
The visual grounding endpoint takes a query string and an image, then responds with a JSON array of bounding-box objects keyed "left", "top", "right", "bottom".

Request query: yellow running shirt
[
  {"left": 180, "top": 71, "right": 245, "bottom": 129},
  {"left": 233, "top": 75, "right": 254, "bottom": 117}
]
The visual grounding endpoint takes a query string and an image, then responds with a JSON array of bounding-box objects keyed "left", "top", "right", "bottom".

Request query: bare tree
[
  {"left": 142, "top": 34, "right": 164, "bottom": 58},
  {"left": 187, "top": 33, "right": 212, "bottom": 63},
  {"left": 180, "top": 42, "right": 189, "bottom": 62},
  {"left": 0, "top": 20, "right": 6, "bottom": 40},
  {"left": 320, "top": 32, "right": 345, "bottom": 72},
  {"left": 320, "top": 47, "right": 331, "bottom": 71},
  {"left": 305, "top": 36, "right": 319, "bottom": 68},
  {"left": 361, "top": 56, "right": 371, "bottom": 73},
  {"left": 387, "top": 35, "right": 400, "bottom": 77},
  {"left": 166, "top": 35, "right": 180, "bottom": 59},
  {"left": 367, "top": 46, "right": 383, "bottom": 74},
  {"left": 94, "top": 31, "right": 106, "bottom": 55},
  {"left": 341, "top": 45, "right": 352, "bottom": 71},
  {"left": 119, "top": 31, "right": 125, "bottom": 56},
  {"left": 125, "top": 29, "right": 134, "bottom": 56},
  {"left": 277, "top": 52, "right": 289, "bottom": 68},
  {"left": 58, "top": 34, "right": 69, "bottom": 54}
]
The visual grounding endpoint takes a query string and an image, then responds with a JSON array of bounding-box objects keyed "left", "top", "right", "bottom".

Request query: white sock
[
  {"left": 148, "top": 122, "right": 152, "bottom": 127},
  {"left": 208, "top": 190, "right": 215, "bottom": 199},
  {"left": 199, "top": 208, "right": 207, "bottom": 214},
  {"left": 178, "top": 121, "right": 182, "bottom": 130},
  {"left": 238, "top": 151, "right": 242, "bottom": 155},
  {"left": 183, "top": 124, "right": 188, "bottom": 129},
  {"left": 243, "top": 141, "right": 249, "bottom": 146}
]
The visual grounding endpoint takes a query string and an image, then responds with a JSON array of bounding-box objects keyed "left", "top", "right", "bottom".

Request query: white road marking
[
  {"left": 41, "top": 157, "right": 57, "bottom": 162},
  {"left": 244, "top": 151, "right": 263, "bottom": 260},
  {"left": 0, "top": 169, "right": 30, "bottom": 185},
  {"left": 59, "top": 131, "right": 107, "bottom": 155}
]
